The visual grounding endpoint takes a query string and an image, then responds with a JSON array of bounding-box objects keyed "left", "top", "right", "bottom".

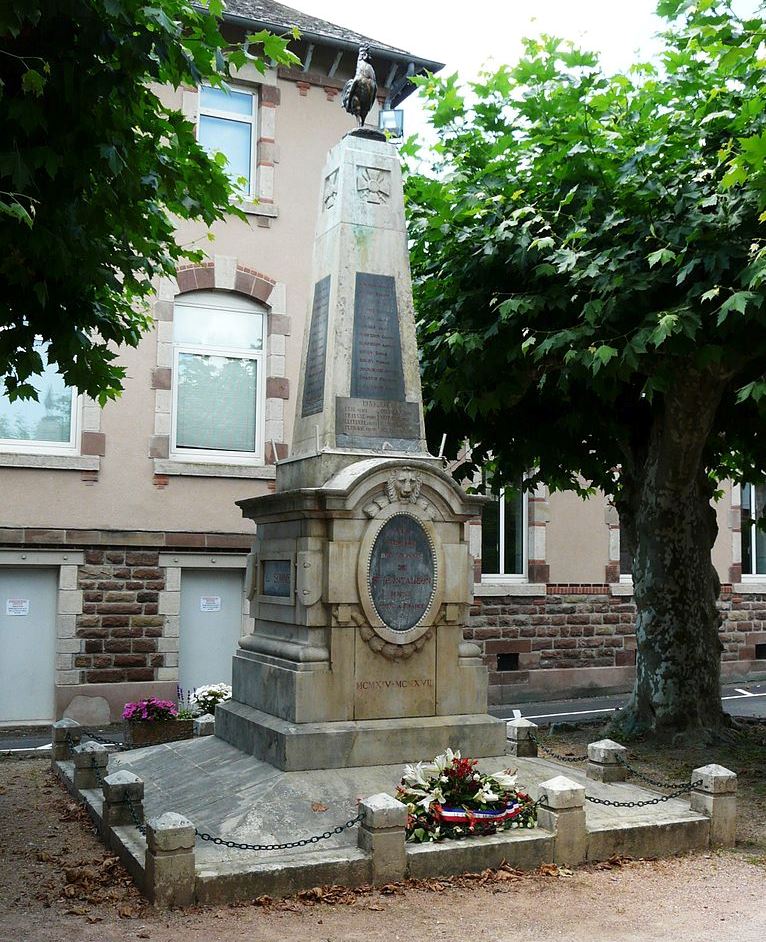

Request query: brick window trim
[
  {"left": 151, "top": 259, "right": 290, "bottom": 475},
  {"left": 181, "top": 75, "right": 279, "bottom": 214}
]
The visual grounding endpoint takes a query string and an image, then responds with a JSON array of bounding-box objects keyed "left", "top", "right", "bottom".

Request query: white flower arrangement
[{"left": 190, "top": 682, "right": 233, "bottom": 716}]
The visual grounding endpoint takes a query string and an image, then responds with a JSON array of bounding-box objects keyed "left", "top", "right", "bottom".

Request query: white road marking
[
  {"left": 517, "top": 690, "right": 766, "bottom": 721},
  {"left": 525, "top": 707, "right": 618, "bottom": 720},
  {"left": 512, "top": 709, "right": 522, "bottom": 719}
]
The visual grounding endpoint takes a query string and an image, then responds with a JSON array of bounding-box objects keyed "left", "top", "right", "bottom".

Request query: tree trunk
[{"left": 613, "top": 372, "right": 729, "bottom": 737}]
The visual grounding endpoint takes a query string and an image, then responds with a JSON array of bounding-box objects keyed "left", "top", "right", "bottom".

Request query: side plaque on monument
[
  {"left": 262, "top": 559, "right": 293, "bottom": 599},
  {"left": 368, "top": 514, "right": 436, "bottom": 632},
  {"left": 302, "top": 275, "right": 331, "bottom": 416}
]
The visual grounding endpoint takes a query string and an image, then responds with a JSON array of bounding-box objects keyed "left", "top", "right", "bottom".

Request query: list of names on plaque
[
  {"left": 351, "top": 273, "right": 405, "bottom": 401},
  {"left": 368, "top": 514, "right": 435, "bottom": 632},
  {"left": 301, "top": 275, "right": 331, "bottom": 416},
  {"left": 262, "top": 559, "right": 292, "bottom": 598},
  {"left": 336, "top": 397, "right": 420, "bottom": 442}
]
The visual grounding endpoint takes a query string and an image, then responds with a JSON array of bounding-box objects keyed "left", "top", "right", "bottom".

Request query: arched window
[{"left": 171, "top": 291, "right": 266, "bottom": 462}]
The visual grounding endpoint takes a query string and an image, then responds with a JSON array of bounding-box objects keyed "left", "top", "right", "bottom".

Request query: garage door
[
  {"left": 178, "top": 569, "right": 244, "bottom": 697},
  {"left": 0, "top": 568, "right": 57, "bottom": 724}
]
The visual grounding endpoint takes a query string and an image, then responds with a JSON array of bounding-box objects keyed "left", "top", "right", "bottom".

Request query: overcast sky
[
  {"left": 286, "top": 0, "right": 758, "bottom": 139},
  {"left": 290, "top": 0, "right": 665, "bottom": 136}
]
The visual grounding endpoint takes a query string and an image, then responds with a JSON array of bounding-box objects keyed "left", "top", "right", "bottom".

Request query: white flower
[
  {"left": 488, "top": 770, "right": 518, "bottom": 791},
  {"left": 402, "top": 761, "right": 437, "bottom": 788},
  {"left": 473, "top": 784, "right": 500, "bottom": 804},
  {"left": 432, "top": 748, "right": 460, "bottom": 773}
]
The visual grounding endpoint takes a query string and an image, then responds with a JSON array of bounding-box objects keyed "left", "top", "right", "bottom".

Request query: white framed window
[
  {"left": 619, "top": 518, "right": 633, "bottom": 583},
  {"left": 0, "top": 342, "right": 79, "bottom": 455},
  {"left": 171, "top": 291, "right": 266, "bottom": 464},
  {"left": 481, "top": 485, "right": 527, "bottom": 580},
  {"left": 197, "top": 84, "right": 257, "bottom": 197},
  {"left": 741, "top": 482, "right": 766, "bottom": 576}
]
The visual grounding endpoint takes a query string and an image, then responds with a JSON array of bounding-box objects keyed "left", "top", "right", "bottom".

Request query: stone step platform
[
  {"left": 53, "top": 733, "right": 733, "bottom": 906},
  {"left": 103, "top": 736, "right": 713, "bottom": 901}
]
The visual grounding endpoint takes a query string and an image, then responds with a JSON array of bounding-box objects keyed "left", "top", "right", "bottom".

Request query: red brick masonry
[
  {"left": 470, "top": 586, "right": 766, "bottom": 704},
  {"left": 74, "top": 549, "right": 165, "bottom": 684}
]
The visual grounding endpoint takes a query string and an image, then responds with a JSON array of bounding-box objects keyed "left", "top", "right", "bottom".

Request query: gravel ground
[{"left": 1, "top": 756, "right": 765, "bottom": 942}]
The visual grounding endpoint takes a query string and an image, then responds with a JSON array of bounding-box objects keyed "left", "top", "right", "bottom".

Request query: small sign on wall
[
  {"left": 199, "top": 595, "right": 222, "bottom": 613},
  {"left": 6, "top": 598, "right": 30, "bottom": 616}
]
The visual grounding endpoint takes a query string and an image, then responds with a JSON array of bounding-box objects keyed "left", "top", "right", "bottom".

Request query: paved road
[
  {"left": 2, "top": 682, "right": 764, "bottom": 749},
  {"left": 0, "top": 724, "right": 124, "bottom": 752},
  {"left": 489, "top": 681, "right": 766, "bottom": 724}
]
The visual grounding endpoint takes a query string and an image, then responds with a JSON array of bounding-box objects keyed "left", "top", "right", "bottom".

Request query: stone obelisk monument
[{"left": 216, "top": 58, "right": 506, "bottom": 770}]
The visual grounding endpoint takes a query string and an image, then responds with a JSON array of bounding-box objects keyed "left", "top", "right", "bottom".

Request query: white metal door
[
  {"left": 178, "top": 569, "right": 244, "bottom": 696},
  {"left": 0, "top": 568, "right": 57, "bottom": 724}
]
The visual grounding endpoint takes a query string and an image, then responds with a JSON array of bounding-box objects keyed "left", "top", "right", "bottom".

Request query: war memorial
[{"left": 50, "top": 57, "right": 738, "bottom": 906}]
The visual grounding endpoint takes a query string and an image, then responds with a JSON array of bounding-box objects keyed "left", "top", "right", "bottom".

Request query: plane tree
[{"left": 404, "top": 0, "right": 766, "bottom": 736}]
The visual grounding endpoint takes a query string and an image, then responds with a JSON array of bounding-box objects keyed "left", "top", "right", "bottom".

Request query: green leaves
[
  {"left": 647, "top": 248, "right": 677, "bottom": 268},
  {"left": 0, "top": 0, "right": 299, "bottom": 400},
  {"left": 405, "top": 0, "right": 766, "bottom": 497}
]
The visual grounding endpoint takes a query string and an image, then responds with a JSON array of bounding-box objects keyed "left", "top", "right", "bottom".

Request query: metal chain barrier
[
  {"left": 615, "top": 754, "right": 694, "bottom": 791},
  {"left": 585, "top": 780, "right": 702, "bottom": 808},
  {"left": 529, "top": 733, "right": 588, "bottom": 764},
  {"left": 194, "top": 812, "right": 364, "bottom": 852},
  {"left": 77, "top": 729, "right": 127, "bottom": 751},
  {"left": 125, "top": 793, "right": 147, "bottom": 835}
]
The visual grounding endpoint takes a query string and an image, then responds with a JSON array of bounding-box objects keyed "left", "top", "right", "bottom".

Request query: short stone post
[
  {"left": 102, "top": 771, "right": 145, "bottom": 828},
  {"left": 357, "top": 793, "right": 408, "bottom": 885},
  {"left": 537, "top": 775, "right": 588, "bottom": 866},
  {"left": 145, "top": 812, "right": 196, "bottom": 907},
  {"left": 586, "top": 739, "right": 627, "bottom": 783},
  {"left": 690, "top": 764, "right": 737, "bottom": 848},
  {"left": 193, "top": 713, "right": 215, "bottom": 737},
  {"left": 507, "top": 718, "right": 538, "bottom": 757},
  {"left": 51, "top": 718, "right": 81, "bottom": 763},
  {"left": 72, "top": 741, "right": 109, "bottom": 790}
]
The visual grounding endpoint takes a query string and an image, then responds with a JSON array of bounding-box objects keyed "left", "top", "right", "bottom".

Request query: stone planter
[{"left": 123, "top": 719, "right": 194, "bottom": 748}]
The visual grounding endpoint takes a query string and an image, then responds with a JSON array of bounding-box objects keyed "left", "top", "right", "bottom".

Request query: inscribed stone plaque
[
  {"left": 262, "top": 560, "right": 292, "bottom": 598},
  {"left": 335, "top": 397, "right": 420, "bottom": 445},
  {"left": 301, "top": 275, "right": 331, "bottom": 416},
  {"left": 351, "top": 273, "right": 405, "bottom": 401},
  {"left": 368, "top": 515, "right": 435, "bottom": 632}
]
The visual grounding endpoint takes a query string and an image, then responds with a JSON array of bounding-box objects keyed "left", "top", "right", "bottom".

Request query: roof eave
[{"left": 221, "top": 9, "right": 444, "bottom": 102}]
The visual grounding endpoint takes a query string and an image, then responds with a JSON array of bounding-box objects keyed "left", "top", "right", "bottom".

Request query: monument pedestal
[
  {"left": 216, "top": 131, "right": 506, "bottom": 770},
  {"left": 216, "top": 703, "right": 505, "bottom": 772}
]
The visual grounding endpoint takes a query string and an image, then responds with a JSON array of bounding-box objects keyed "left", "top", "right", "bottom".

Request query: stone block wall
[
  {"left": 469, "top": 586, "right": 766, "bottom": 704},
  {"left": 74, "top": 549, "right": 166, "bottom": 684}
]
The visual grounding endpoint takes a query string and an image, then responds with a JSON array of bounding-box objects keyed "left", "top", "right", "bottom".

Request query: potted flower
[
  {"left": 121, "top": 697, "right": 194, "bottom": 747},
  {"left": 189, "top": 683, "right": 232, "bottom": 716},
  {"left": 396, "top": 749, "right": 537, "bottom": 843}
]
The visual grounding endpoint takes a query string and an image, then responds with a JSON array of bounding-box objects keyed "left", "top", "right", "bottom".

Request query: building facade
[{"left": 0, "top": 2, "right": 764, "bottom": 726}]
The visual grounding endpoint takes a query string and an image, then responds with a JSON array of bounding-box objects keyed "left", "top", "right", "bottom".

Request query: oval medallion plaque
[{"left": 368, "top": 513, "right": 436, "bottom": 632}]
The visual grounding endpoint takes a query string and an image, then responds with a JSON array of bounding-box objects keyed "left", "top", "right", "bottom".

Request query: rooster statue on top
[{"left": 341, "top": 44, "right": 377, "bottom": 128}]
